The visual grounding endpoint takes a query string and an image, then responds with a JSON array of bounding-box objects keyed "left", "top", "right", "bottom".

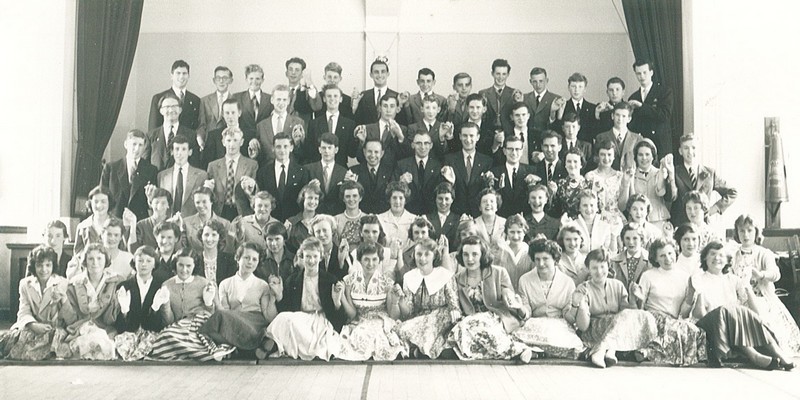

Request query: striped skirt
[
  {"left": 696, "top": 305, "right": 776, "bottom": 360},
  {"left": 150, "top": 312, "right": 234, "bottom": 361}
]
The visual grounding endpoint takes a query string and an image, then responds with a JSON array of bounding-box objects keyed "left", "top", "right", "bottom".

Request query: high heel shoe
[
  {"left": 765, "top": 357, "right": 781, "bottom": 371},
  {"left": 779, "top": 358, "right": 796, "bottom": 371}
]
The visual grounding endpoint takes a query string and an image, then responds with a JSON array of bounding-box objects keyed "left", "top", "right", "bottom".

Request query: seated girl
[
  {"left": 195, "top": 219, "right": 237, "bottom": 285},
  {"left": 150, "top": 248, "right": 230, "bottom": 361},
  {"left": 555, "top": 224, "right": 588, "bottom": 285},
  {"left": 103, "top": 219, "right": 135, "bottom": 279},
  {"left": 633, "top": 238, "right": 705, "bottom": 366},
  {"left": 515, "top": 239, "right": 584, "bottom": 359},
  {"left": 230, "top": 191, "right": 280, "bottom": 250},
  {"left": 114, "top": 246, "right": 168, "bottom": 361},
  {"left": 395, "top": 217, "right": 450, "bottom": 282},
  {"left": 267, "top": 237, "right": 345, "bottom": 360},
  {"left": 449, "top": 236, "right": 531, "bottom": 361},
  {"left": 337, "top": 242, "right": 407, "bottom": 361},
  {"left": 58, "top": 243, "right": 122, "bottom": 360},
  {"left": 311, "top": 214, "right": 349, "bottom": 281},
  {"left": 181, "top": 187, "right": 233, "bottom": 254},
  {"left": 524, "top": 184, "right": 561, "bottom": 241},
  {"left": 572, "top": 189, "right": 616, "bottom": 254},
  {"left": 397, "top": 238, "right": 460, "bottom": 359},
  {"left": 73, "top": 186, "right": 129, "bottom": 257},
  {"left": 286, "top": 180, "right": 323, "bottom": 254},
  {"left": 565, "top": 248, "right": 657, "bottom": 368},
  {"left": 346, "top": 215, "right": 397, "bottom": 278},
  {"left": 494, "top": 214, "right": 534, "bottom": 290},
  {"left": 1, "top": 245, "right": 69, "bottom": 360},
  {"left": 335, "top": 180, "right": 367, "bottom": 249},
  {"left": 673, "top": 224, "right": 701, "bottom": 275},
  {"left": 473, "top": 188, "right": 506, "bottom": 256},
  {"left": 377, "top": 181, "right": 417, "bottom": 243},
  {"left": 730, "top": 215, "right": 800, "bottom": 355},
  {"left": 610, "top": 223, "right": 650, "bottom": 307},
  {"left": 687, "top": 241, "right": 794, "bottom": 370}
]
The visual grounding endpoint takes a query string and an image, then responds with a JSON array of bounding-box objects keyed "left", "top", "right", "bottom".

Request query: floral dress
[
  {"left": 549, "top": 177, "right": 592, "bottom": 219},
  {"left": 397, "top": 267, "right": 460, "bottom": 358},
  {"left": 338, "top": 270, "right": 408, "bottom": 361},
  {"left": 0, "top": 275, "right": 69, "bottom": 360},
  {"left": 585, "top": 169, "right": 626, "bottom": 234},
  {"left": 336, "top": 212, "right": 364, "bottom": 249}
]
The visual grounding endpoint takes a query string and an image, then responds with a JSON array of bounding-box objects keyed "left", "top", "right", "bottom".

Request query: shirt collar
[
  {"left": 462, "top": 149, "right": 476, "bottom": 159},
  {"left": 136, "top": 274, "right": 153, "bottom": 287},
  {"left": 172, "top": 87, "right": 186, "bottom": 97},
  {"left": 535, "top": 89, "right": 548, "bottom": 97},
  {"left": 225, "top": 154, "right": 241, "bottom": 164},
  {"left": 175, "top": 275, "right": 195, "bottom": 284},
  {"left": 415, "top": 156, "right": 428, "bottom": 165},
  {"left": 326, "top": 110, "right": 339, "bottom": 119}
]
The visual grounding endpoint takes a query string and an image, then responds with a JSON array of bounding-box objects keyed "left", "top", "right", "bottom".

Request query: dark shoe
[
  {"left": 766, "top": 357, "right": 781, "bottom": 371},
  {"left": 779, "top": 358, "right": 796, "bottom": 371}
]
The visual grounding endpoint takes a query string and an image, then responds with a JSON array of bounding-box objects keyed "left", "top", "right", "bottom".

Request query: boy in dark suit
[
  {"left": 319, "top": 62, "right": 353, "bottom": 119},
  {"left": 533, "top": 130, "right": 568, "bottom": 186},
  {"left": 244, "top": 132, "right": 308, "bottom": 222},
  {"left": 398, "top": 68, "right": 448, "bottom": 125},
  {"left": 558, "top": 112, "right": 593, "bottom": 173},
  {"left": 553, "top": 72, "right": 597, "bottom": 144},
  {"left": 308, "top": 84, "right": 357, "bottom": 166},
  {"left": 628, "top": 59, "right": 674, "bottom": 157},
  {"left": 353, "top": 58, "right": 397, "bottom": 126},
  {"left": 145, "top": 92, "right": 200, "bottom": 171},
  {"left": 305, "top": 133, "right": 347, "bottom": 215},
  {"left": 394, "top": 130, "right": 443, "bottom": 216},
  {"left": 348, "top": 138, "right": 391, "bottom": 214},
  {"left": 490, "top": 135, "right": 536, "bottom": 217},
  {"left": 443, "top": 122, "right": 493, "bottom": 217},
  {"left": 478, "top": 59, "right": 517, "bottom": 131},
  {"left": 354, "top": 94, "right": 411, "bottom": 168},
  {"left": 148, "top": 60, "right": 200, "bottom": 132},
  {"left": 197, "top": 66, "right": 234, "bottom": 148},
  {"left": 524, "top": 67, "right": 561, "bottom": 133},
  {"left": 427, "top": 182, "right": 460, "bottom": 252},
  {"left": 233, "top": 64, "right": 273, "bottom": 133},
  {"left": 101, "top": 129, "right": 158, "bottom": 220}
]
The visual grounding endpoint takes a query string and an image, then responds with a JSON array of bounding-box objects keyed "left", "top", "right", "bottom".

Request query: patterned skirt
[
  {"left": 513, "top": 317, "right": 584, "bottom": 359},
  {"left": 696, "top": 305, "right": 776, "bottom": 360},
  {"left": 644, "top": 310, "right": 706, "bottom": 366},
  {"left": 338, "top": 310, "right": 407, "bottom": 361},
  {"left": 266, "top": 311, "right": 340, "bottom": 361},
  {"left": 56, "top": 321, "right": 116, "bottom": 360},
  {"left": 150, "top": 311, "right": 234, "bottom": 361},
  {"left": 754, "top": 294, "right": 800, "bottom": 355},
  {"left": 198, "top": 309, "right": 269, "bottom": 351},
  {"left": 115, "top": 329, "right": 158, "bottom": 361},
  {"left": 448, "top": 312, "right": 527, "bottom": 360},
  {"left": 0, "top": 326, "right": 68, "bottom": 361},
  {"left": 397, "top": 308, "right": 456, "bottom": 359},
  {"left": 581, "top": 309, "right": 657, "bottom": 356}
]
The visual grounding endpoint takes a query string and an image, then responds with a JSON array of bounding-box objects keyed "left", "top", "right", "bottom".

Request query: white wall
[
  {"left": 107, "top": 0, "right": 637, "bottom": 160},
  {"left": 688, "top": 0, "right": 800, "bottom": 229}
]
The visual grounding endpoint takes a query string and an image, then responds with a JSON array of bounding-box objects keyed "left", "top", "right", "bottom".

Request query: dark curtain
[
  {"left": 72, "top": 0, "right": 144, "bottom": 216},
  {"left": 622, "top": 0, "right": 683, "bottom": 153}
]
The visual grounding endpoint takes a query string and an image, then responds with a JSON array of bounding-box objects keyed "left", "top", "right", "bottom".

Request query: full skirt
[
  {"left": 198, "top": 310, "right": 269, "bottom": 351},
  {"left": 115, "top": 329, "right": 158, "bottom": 361},
  {"left": 514, "top": 317, "right": 584, "bottom": 359},
  {"left": 696, "top": 305, "right": 776, "bottom": 360},
  {"left": 644, "top": 311, "right": 706, "bottom": 366},
  {"left": 397, "top": 308, "right": 456, "bottom": 359},
  {"left": 0, "top": 327, "right": 68, "bottom": 361},
  {"left": 580, "top": 309, "right": 657, "bottom": 356},
  {"left": 150, "top": 311, "right": 235, "bottom": 361},
  {"left": 266, "top": 311, "right": 340, "bottom": 361},
  {"left": 755, "top": 295, "right": 800, "bottom": 355},
  {"left": 55, "top": 321, "right": 116, "bottom": 360},
  {"left": 338, "top": 311, "right": 407, "bottom": 361},
  {"left": 448, "top": 312, "right": 527, "bottom": 360}
]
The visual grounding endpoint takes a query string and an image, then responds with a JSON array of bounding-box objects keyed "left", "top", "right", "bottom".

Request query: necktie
[
  {"left": 289, "top": 88, "right": 296, "bottom": 114},
  {"left": 427, "top": 123, "right": 433, "bottom": 133},
  {"left": 382, "top": 122, "right": 390, "bottom": 141},
  {"left": 328, "top": 115, "right": 334, "bottom": 134},
  {"left": 276, "top": 115, "right": 284, "bottom": 134},
  {"left": 547, "top": 163, "right": 553, "bottom": 182},
  {"left": 252, "top": 95, "right": 259, "bottom": 120},
  {"left": 128, "top": 160, "right": 137, "bottom": 183},
  {"left": 323, "top": 164, "right": 331, "bottom": 192},
  {"left": 217, "top": 93, "right": 224, "bottom": 121},
  {"left": 535, "top": 95, "right": 541, "bottom": 108},
  {"left": 568, "top": 141, "right": 574, "bottom": 152},
  {"left": 575, "top": 102, "right": 581, "bottom": 112},
  {"left": 418, "top": 160, "right": 425, "bottom": 182},
  {"left": 179, "top": 91, "right": 185, "bottom": 105},
  {"left": 376, "top": 89, "right": 382, "bottom": 106},
  {"left": 688, "top": 166, "right": 697, "bottom": 187},
  {"left": 511, "top": 167, "right": 517, "bottom": 188},
  {"left": 616, "top": 132, "right": 623, "bottom": 144},
  {"left": 278, "top": 164, "right": 286, "bottom": 196},
  {"left": 168, "top": 126, "right": 175, "bottom": 146},
  {"left": 466, "top": 155, "right": 473, "bottom": 182},
  {"left": 174, "top": 167, "right": 184, "bottom": 213},
  {"left": 226, "top": 159, "right": 235, "bottom": 205},
  {"left": 495, "top": 89, "right": 503, "bottom": 126},
  {"left": 370, "top": 167, "right": 377, "bottom": 185}
]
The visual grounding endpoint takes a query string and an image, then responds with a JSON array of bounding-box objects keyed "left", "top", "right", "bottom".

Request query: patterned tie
[
  {"left": 168, "top": 126, "right": 175, "bottom": 146},
  {"left": 226, "top": 159, "right": 235, "bottom": 205},
  {"left": 289, "top": 88, "right": 296, "bottom": 115},
  {"left": 495, "top": 89, "right": 503, "bottom": 127},
  {"left": 370, "top": 167, "right": 377, "bottom": 186},
  {"left": 466, "top": 155, "right": 473, "bottom": 182},
  {"left": 376, "top": 89, "right": 382, "bottom": 106},
  {"left": 688, "top": 166, "right": 697, "bottom": 188},
  {"left": 252, "top": 95, "right": 259, "bottom": 120},
  {"left": 547, "top": 163, "right": 553, "bottom": 182},
  {"left": 174, "top": 166, "right": 184, "bottom": 213},
  {"left": 382, "top": 122, "right": 390, "bottom": 141},
  {"left": 179, "top": 91, "right": 185, "bottom": 105},
  {"left": 323, "top": 164, "right": 331, "bottom": 192}
]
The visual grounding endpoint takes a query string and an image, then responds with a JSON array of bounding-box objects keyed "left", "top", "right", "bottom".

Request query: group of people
[{"left": 1, "top": 56, "right": 798, "bottom": 370}]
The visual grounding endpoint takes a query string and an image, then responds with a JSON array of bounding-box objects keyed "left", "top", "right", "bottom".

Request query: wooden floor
[{"left": 1, "top": 361, "right": 798, "bottom": 400}]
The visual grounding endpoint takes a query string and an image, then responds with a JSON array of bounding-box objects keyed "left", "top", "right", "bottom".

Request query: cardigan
[
  {"left": 12, "top": 275, "right": 69, "bottom": 330},
  {"left": 454, "top": 265, "right": 522, "bottom": 332},
  {"left": 278, "top": 269, "right": 346, "bottom": 332},
  {"left": 115, "top": 275, "right": 166, "bottom": 333}
]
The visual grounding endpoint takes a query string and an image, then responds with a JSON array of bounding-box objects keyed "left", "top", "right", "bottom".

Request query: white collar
[
  {"left": 175, "top": 275, "right": 195, "bottom": 284},
  {"left": 415, "top": 156, "right": 429, "bottom": 165},
  {"left": 506, "top": 162, "right": 520, "bottom": 172},
  {"left": 225, "top": 154, "right": 240, "bottom": 164},
  {"left": 534, "top": 89, "right": 548, "bottom": 97},
  {"left": 326, "top": 110, "right": 339, "bottom": 119},
  {"left": 462, "top": 149, "right": 476, "bottom": 159},
  {"left": 403, "top": 267, "right": 453, "bottom": 294},
  {"left": 273, "top": 111, "right": 288, "bottom": 119},
  {"left": 172, "top": 87, "right": 186, "bottom": 97}
]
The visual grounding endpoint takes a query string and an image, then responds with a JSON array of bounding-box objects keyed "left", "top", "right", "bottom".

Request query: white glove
[
  {"left": 151, "top": 287, "right": 171, "bottom": 311},
  {"left": 117, "top": 287, "right": 131, "bottom": 315},
  {"left": 202, "top": 282, "right": 216, "bottom": 306}
]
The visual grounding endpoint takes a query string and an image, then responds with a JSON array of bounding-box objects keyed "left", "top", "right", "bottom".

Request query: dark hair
[
  {"left": 86, "top": 185, "right": 114, "bottom": 216},
  {"left": 633, "top": 139, "right": 658, "bottom": 167},
  {"left": 418, "top": 68, "right": 435, "bottom": 80},
  {"left": 619, "top": 222, "right": 645, "bottom": 242},
  {"left": 82, "top": 243, "right": 111, "bottom": 271},
  {"left": 45, "top": 220, "right": 69, "bottom": 241},
  {"left": 359, "top": 214, "right": 386, "bottom": 246},
  {"left": 504, "top": 134, "right": 523, "bottom": 149},
  {"left": 460, "top": 121, "right": 480, "bottom": 135},
  {"left": 527, "top": 184, "right": 550, "bottom": 203},
  {"left": 562, "top": 112, "right": 581, "bottom": 125},
  {"left": 192, "top": 186, "right": 216, "bottom": 206},
  {"left": 362, "top": 137, "right": 383, "bottom": 151},
  {"left": 321, "top": 84, "right": 342, "bottom": 98},
  {"left": 683, "top": 190, "right": 709, "bottom": 215},
  {"left": 648, "top": 238, "right": 677, "bottom": 268},
  {"left": 584, "top": 247, "right": 610, "bottom": 267},
  {"left": 477, "top": 187, "right": 502, "bottom": 211},
  {"left": 606, "top": 77, "right": 625, "bottom": 90},
  {"left": 285, "top": 57, "right": 307, "bottom": 70},
  {"left": 529, "top": 67, "right": 547, "bottom": 77},
  {"left": 673, "top": 224, "right": 698, "bottom": 251},
  {"left": 491, "top": 59, "right": 511, "bottom": 73},
  {"left": 298, "top": 180, "right": 324, "bottom": 208},
  {"left": 633, "top": 59, "right": 654, "bottom": 71},
  {"left": 541, "top": 130, "right": 562, "bottom": 145},
  {"left": 102, "top": 218, "right": 125, "bottom": 237},
  {"left": 356, "top": 241, "right": 384, "bottom": 262},
  {"left": 319, "top": 132, "right": 339, "bottom": 147},
  {"left": 456, "top": 235, "right": 493, "bottom": 270},
  {"left": 623, "top": 193, "right": 652, "bottom": 221},
  {"left": 370, "top": 58, "right": 389, "bottom": 74},
  {"left": 452, "top": 72, "right": 471, "bottom": 86},
  {"left": 613, "top": 101, "right": 633, "bottom": 114},
  {"left": 154, "top": 221, "right": 181, "bottom": 238},
  {"left": 733, "top": 214, "right": 764, "bottom": 245},
  {"left": 407, "top": 216, "right": 435, "bottom": 239},
  {"left": 158, "top": 92, "right": 181, "bottom": 108},
  {"left": 700, "top": 241, "right": 730, "bottom": 273},
  {"left": 594, "top": 138, "right": 617, "bottom": 158},
  {"left": 171, "top": 134, "right": 191, "bottom": 151},
  {"left": 273, "top": 132, "right": 293, "bottom": 145},
  {"left": 213, "top": 65, "right": 232, "bottom": 78},
  {"left": 505, "top": 214, "right": 529, "bottom": 235},
  {"left": 434, "top": 181, "right": 455, "bottom": 198},
  {"left": 265, "top": 221, "right": 288, "bottom": 240},
  {"left": 196, "top": 219, "right": 228, "bottom": 250},
  {"left": 132, "top": 245, "right": 159, "bottom": 271},
  {"left": 465, "top": 93, "right": 487, "bottom": 107},
  {"left": 385, "top": 181, "right": 411, "bottom": 199},
  {"left": 528, "top": 238, "right": 562, "bottom": 263},
  {"left": 556, "top": 224, "right": 585, "bottom": 250},
  {"left": 235, "top": 242, "right": 263, "bottom": 262},
  {"left": 221, "top": 97, "right": 240, "bottom": 111},
  {"left": 510, "top": 101, "right": 528, "bottom": 113},
  {"left": 149, "top": 187, "right": 174, "bottom": 208},
  {"left": 171, "top": 60, "right": 190, "bottom": 74},
  {"left": 27, "top": 245, "right": 58, "bottom": 278},
  {"left": 568, "top": 73, "right": 587, "bottom": 84},
  {"left": 379, "top": 93, "right": 399, "bottom": 107},
  {"left": 339, "top": 180, "right": 364, "bottom": 203}
]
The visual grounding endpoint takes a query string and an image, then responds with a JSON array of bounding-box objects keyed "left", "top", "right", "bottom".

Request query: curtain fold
[
  {"left": 72, "top": 0, "right": 144, "bottom": 216},
  {"left": 622, "top": 0, "right": 683, "bottom": 154}
]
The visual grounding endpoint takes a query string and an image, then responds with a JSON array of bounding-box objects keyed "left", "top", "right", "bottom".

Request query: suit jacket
[
  {"left": 146, "top": 124, "right": 200, "bottom": 171},
  {"left": 610, "top": 250, "right": 651, "bottom": 290},
  {"left": 255, "top": 113, "right": 305, "bottom": 166},
  {"left": 671, "top": 164, "right": 734, "bottom": 226},
  {"left": 554, "top": 99, "right": 598, "bottom": 144},
  {"left": 531, "top": 159, "right": 568, "bottom": 187},
  {"left": 278, "top": 268, "right": 346, "bottom": 332},
  {"left": 157, "top": 165, "right": 207, "bottom": 216},
  {"left": 356, "top": 121, "right": 412, "bottom": 168},
  {"left": 595, "top": 129, "right": 644, "bottom": 171},
  {"left": 148, "top": 88, "right": 201, "bottom": 131},
  {"left": 315, "top": 93, "right": 354, "bottom": 120},
  {"left": 490, "top": 163, "right": 536, "bottom": 217},
  {"left": 201, "top": 125, "right": 258, "bottom": 169},
  {"left": 628, "top": 83, "right": 674, "bottom": 156},
  {"left": 197, "top": 91, "right": 229, "bottom": 142},
  {"left": 289, "top": 86, "right": 322, "bottom": 125},
  {"left": 131, "top": 216, "right": 161, "bottom": 254},
  {"left": 494, "top": 127, "right": 542, "bottom": 166},
  {"left": 308, "top": 112, "right": 357, "bottom": 166},
  {"left": 195, "top": 252, "right": 237, "bottom": 285},
  {"left": 398, "top": 92, "right": 448, "bottom": 125},
  {"left": 394, "top": 156, "right": 443, "bottom": 216},
  {"left": 444, "top": 151, "right": 493, "bottom": 217},
  {"left": 427, "top": 211, "right": 460, "bottom": 252},
  {"left": 206, "top": 156, "right": 259, "bottom": 215},
  {"left": 12, "top": 275, "right": 69, "bottom": 330},
  {"left": 305, "top": 161, "right": 347, "bottom": 215},
  {"left": 479, "top": 86, "right": 517, "bottom": 131},
  {"left": 349, "top": 162, "right": 391, "bottom": 214},
  {"left": 353, "top": 88, "right": 398, "bottom": 126},
  {"left": 559, "top": 139, "right": 593, "bottom": 164},
  {"left": 100, "top": 158, "right": 158, "bottom": 220},
  {"left": 115, "top": 276, "right": 166, "bottom": 333},
  {"left": 408, "top": 120, "right": 459, "bottom": 162},
  {"left": 233, "top": 90, "right": 274, "bottom": 133},
  {"left": 248, "top": 160, "right": 308, "bottom": 222},
  {"left": 524, "top": 90, "right": 560, "bottom": 132}
]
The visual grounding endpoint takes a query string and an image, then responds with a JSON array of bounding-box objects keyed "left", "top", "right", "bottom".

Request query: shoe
[
  {"left": 632, "top": 350, "right": 647, "bottom": 363},
  {"left": 519, "top": 349, "right": 533, "bottom": 364},
  {"left": 604, "top": 351, "right": 618, "bottom": 367},
  {"left": 779, "top": 358, "right": 796, "bottom": 371},
  {"left": 590, "top": 352, "right": 606, "bottom": 368},
  {"left": 766, "top": 357, "right": 781, "bottom": 371},
  {"left": 256, "top": 339, "right": 275, "bottom": 360}
]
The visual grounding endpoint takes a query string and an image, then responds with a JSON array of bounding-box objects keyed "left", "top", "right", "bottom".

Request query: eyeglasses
[
  {"left": 214, "top": 76, "right": 231, "bottom": 82},
  {"left": 505, "top": 147, "right": 523, "bottom": 152},
  {"left": 160, "top": 105, "right": 181, "bottom": 110},
  {"left": 413, "top": 142, "right": 433, "bottom": 146}
]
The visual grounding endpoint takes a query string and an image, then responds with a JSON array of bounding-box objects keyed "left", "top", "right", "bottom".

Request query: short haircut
[
  {"left": 319, "top": 132, "right": 339, "bottom": 147},
  {"left": 102, "top": 218, "right": 125, "bottom": 234},
  {"left": 613, "top": 101, "right": 633, "bottom": 114},
  {"left": 699, "top": 241, "right": 729, "bottom": 273},
  {"left": 633, "top": 59, "right": 654, "bottom": 71},
  {"left": 244, "top": 64, "right": 263, "bottom": 77},
  {"left": 385, "top": 181, "right": 411, "bottom": 199},
  {"left": 312, "top": 213, "right": 338, "bottom": 234},
  {"left": 491, "top": 59, "right": 511, "bottom": 73},
  {"left": 434, "top": 181, "right": 455, "bottom": 198},
  {"left": 505, "top": 214, "right": 529, "bottom": 234},
  {"left": 359, "top": 214, "right": 386, "bottom": 246},
  {"left": 171, "top": 60, "right": 190, "bottom": 73},
  {"left": 363, "top": 137, "right": 383, "bottom": 150},
  {"left": 460, "top": 121, "right": 480, "bottom": 134},
  {"left": 453, "top": 72, "right": 471, "bottom": 85},
  {"left": 418, "top": 68, "right": 435, "bottom": 80},
  {"left": 733, "top": 214, "right": 764, "bottom": 245},
  {"left": 557, "top": 224, "right": 585, "bottom": 249},
  {"left": 27, "top": 245, "right": 58, "bottom": 277},
  {"left": 594, "top": 138, "right": 617, "bottom": 156},
  {"left": 648, "top": 238, "right": 677, "bottom": 267},
  {"left": 272, "top": 84, "right": 290, "bottom": 95},
  {"left": 298, "top": 236, "right": 323, "bottom": 256},
  {"left": 154, "top": 221, "right": 181, "bottom": 238},
  {"left": 510, "top": 101, "right": 528, "bottom": 113},
  {"left": 133, "top": 245, "right": 159, "bottom": 267},
  {"left": 528, "top": 238, "right": 562, "bottom": 263},
  {"left": 173, "top": 247, "right": 196, "bottom": 263},
  {"left": 158, "top": 92, "right": 181, "bottom": 108},
  {"left": 321, "top": 84, "right": 342, "bottom": 97},
  {"left": 561, "top": 112, "right": 581, "bottom": 124},
  {"left": 45, "top": 220, "right": 69, "bottom": 240},
  {"left": 453, "top": 219, "right": 477, "bottom": 249},
  {"left": 407, "top": 216, "right": 435, "bottom": 239},
  {"left": 324, "top": 62, "right": 342, "bottom": 75},
  {"left": 529, "top": 67, "right": 548, "bottom": 77},
  {"left": 356, "top": 241, "right": 384, "bottom": 262},
  {"left": 285, "top": 57, "right": 306, "bottom": 70},
  {"left": 564, "top": 146, "right": 586, "bottom": 166},
  {"left": 679, "top": 134, "right": 696, "bottom": 146},
  {"left": 298, "top": 180, "right": 324, "bottom": 206},
  {"left": 465, "top": 93, "right": 486, "bottom": 107},
  {"left": 126, "top": 129, "right": 147, "bottom": 141},
  {"left": 222, "top": 126, "right": 243, "bottom": 139},
  {"left": 606, "top": 77, "right": 625, "bottom": 90},
  {"left": 252, "top": 190, "right": 276, "bottom": 208},
  {"left": 422, "top": 95, "right": 439, "bottom": 105},
  {"left": 619, "top": 222, "right": 645, "bottom": 241},
  {"left": 541, "top": 130, "right": 562, "bottom": 145},
  {"left": 81, "top": 243, "right": 111, "bottom": 270},
  {"left": 222, "top": 97, "right": 240, "bottom": 111},
  {"left": 633, "top": 139, "right": 658, "bottom": 166},
  {"left": 265, "top": 221, "right": 288, "bottom": 240},
  {"left": 370, "top": 58, "right": 389, "bottom": 73},
  {"left": 414, "top": 237, "right": 442, "bottom": 266},
  {"left": 673, "top": 224, "right": 698, "bottom": 249},
  {"left": 584, "top": 247, "right": 611, "bottom": 267},
  {"left": 214, "top": 65, "right": 233, "bottom": 78},
  {"left": 171, "top": 134, "right": 190, "bottom": 150},
  {"left": 192, "top": 186, "right": 216, "bottom": 205},
  {"left": 527, "top": 184, "right": 550, "bottom": 202},
  {"left": 235, "top": 241, "right": 264, "bottom": 261},
  {"left": 683, "top": 190, "right": 709, "bottom": 214},
  {"left": 379, "top": 93, "right": 398, "bottom": 106},
  {"left": 456, "top": 235, "right": 493, "bottom": 270},
  {"left": 339, "top": 180, "right": 364, "bottom": 202},
  {"left": 478, "top": 187, "right": 502, "bottom": 210},
  {"left": 623, "top": 193, "right": 652, "bottom": 220},
  {"left": 273, "top": 132, "right": 293, "bottom": 145},
  {"left": 504, "top": 134, "right": 524, "bottom": 148},
  {"left": 568, "top": 73, "right": 588, "bottom": 85},
  {"left": 86, "top": 185, "right": 115, "bottom": 214},
  {"left": 196, "top": 219, "right": 228, "bottom": 251}
]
